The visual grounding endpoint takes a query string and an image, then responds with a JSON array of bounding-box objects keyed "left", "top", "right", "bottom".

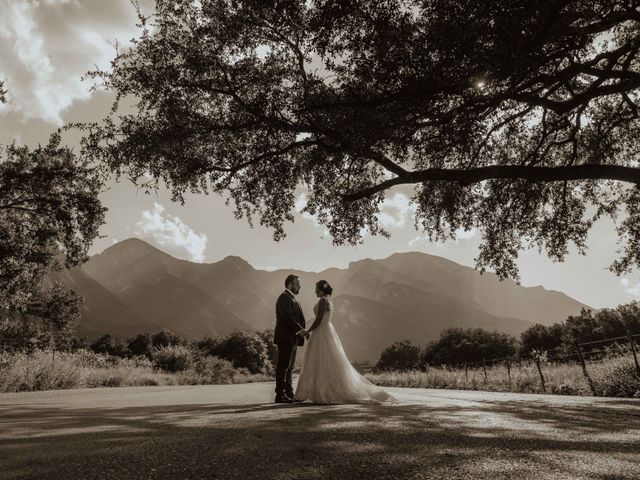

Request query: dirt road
[{"left": 1, "top": 383, "right": 638, "bottom": 479}]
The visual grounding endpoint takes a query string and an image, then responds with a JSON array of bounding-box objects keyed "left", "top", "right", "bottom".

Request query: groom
[{"left": 274, "top": 274, "right": 307, "bottom": 403}]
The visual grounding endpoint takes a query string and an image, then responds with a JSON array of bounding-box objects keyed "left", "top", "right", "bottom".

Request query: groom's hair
[{"left": 284, "top": 274, "right": 299, "bottom": 288}]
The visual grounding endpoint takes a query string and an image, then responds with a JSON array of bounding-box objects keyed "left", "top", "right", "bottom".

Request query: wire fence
[{"left": 411, "top": 331, "right": 640, "bottom": 395}]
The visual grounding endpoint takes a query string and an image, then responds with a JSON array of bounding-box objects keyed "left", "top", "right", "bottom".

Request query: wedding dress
[{"left": 294, "top": 297, "right": 397, "bottom": 404}]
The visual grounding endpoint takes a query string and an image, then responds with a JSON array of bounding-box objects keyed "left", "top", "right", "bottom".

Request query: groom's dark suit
[{"left": 274, "top": 290, "right": 306, "bottom": 398}]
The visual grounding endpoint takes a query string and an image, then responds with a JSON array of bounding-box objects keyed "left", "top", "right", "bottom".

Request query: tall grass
[
  {"left": 365, "top": 353, "right": 640, "bottom": 397},
  {"left": 0, "top": 349, "right": 273, "bottom": 393}
]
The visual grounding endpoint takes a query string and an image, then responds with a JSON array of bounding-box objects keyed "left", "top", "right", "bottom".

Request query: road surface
[{"left": 1, "top": 383, "right": 639, "bottom": 479}]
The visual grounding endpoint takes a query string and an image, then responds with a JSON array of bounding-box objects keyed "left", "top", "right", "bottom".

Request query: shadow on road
[{"left": 1, "top": 392, "right": 639, "bottom": 480}]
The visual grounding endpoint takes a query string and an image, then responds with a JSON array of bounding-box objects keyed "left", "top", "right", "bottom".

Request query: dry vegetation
[
  {"left": 0, "top": 349, "right": 272, "bottom": 393},
  {"left": 365, "top": 353, "right": 640, "bottom": 397}
]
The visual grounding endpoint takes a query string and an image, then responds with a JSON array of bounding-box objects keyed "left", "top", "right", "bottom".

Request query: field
[
  {"left": 365, "top": 352, "right": 640, "bottom": 397},
  {"left": 0, "top": 349, "right": 271, "bottom": 392}
]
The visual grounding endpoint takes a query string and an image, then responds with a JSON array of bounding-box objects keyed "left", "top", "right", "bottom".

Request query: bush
[
  {"left": 421, "top": 328, "right": 517, "bottom": 367},
  {"left": 90, "top": 334, "right": 126, "bottom": 357},
  {"left": 151, "top": 345, "right": 192, "bottom": 372},
  {"left": 593, "top": 364, "right": 640, "bottom": 397},
  {"left": 151, "top": 329, "right": 186, "bottom": 348},
  {"left": 376, "top": 340, "right": 421, "bottom": 371},
  {"left": 127, "top": 333, "right": 153, "bottom": 358},
  {"left": 206, "top": 330, "right": 271, "bottom": 374}
]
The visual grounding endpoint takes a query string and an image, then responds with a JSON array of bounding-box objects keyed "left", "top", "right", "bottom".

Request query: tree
[
  {"left": 258, "top": 328, "right": 278, "bottom": 369},
  {"left": 151, "top": 328, "right": 186, "bottom": 347},
  {"left": 0, "top": 132, "right": 105, "bottom": 336},
  {"left": 376, "top": 340, "right": 421, "bottom": 371},
  {"left": 127, "top": 333, "right": 153, "bottom": 357},
  {"left": 81, "top": 0, "right": 640, "bottom": 280},
  {"left": 422, "top": 328, "right": 517, "bottom": 366},
  {"left": 207, "top": 330, "right": 271, "bottom": 374},
  {"left": 90, "top": 334, "right": 126, "bottom": 357},
  {"left": 520, "top": 323, "right": 564, "bottom": 355}
]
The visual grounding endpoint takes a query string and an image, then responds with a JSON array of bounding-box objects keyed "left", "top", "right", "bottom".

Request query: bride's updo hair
[{"left": 316, "top": 280, "right": 333, "bottom": 295}]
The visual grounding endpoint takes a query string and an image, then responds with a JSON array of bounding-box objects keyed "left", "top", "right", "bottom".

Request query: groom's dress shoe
[{"left": 275, "top": 395, "right": 294, "bottom": 404}]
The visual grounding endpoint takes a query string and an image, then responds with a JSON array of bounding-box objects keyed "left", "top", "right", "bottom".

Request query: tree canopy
[
  {"left": 0, "top": 133, "right": 105, "bottom": 322},
  {"left": 82, "top": 0, "right": 640, "bottom": 279}
]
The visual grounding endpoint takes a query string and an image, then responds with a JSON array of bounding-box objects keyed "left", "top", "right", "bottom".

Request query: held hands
[{"left": 296, "top": 328, "right": 310, "bottom": 339}]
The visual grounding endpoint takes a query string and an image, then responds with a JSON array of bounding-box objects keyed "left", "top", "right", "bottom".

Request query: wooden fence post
[
  {"left": 574, "top": 341, "right": 597, "bottom": 396},
  {"left": 534, "top": 355, "right": 546, "bottom": 393},
  {"left": 482, "top": 358, "right": 487, "bottom": 381},
  {"left": 626, "top": 330, "right": 640, "bottom": 375},
  {"left": 464, "top": 363, "right": 468, "bottom": 381},
  {"left": 506, "top": 358, "right": 512, "bottom": 389}
]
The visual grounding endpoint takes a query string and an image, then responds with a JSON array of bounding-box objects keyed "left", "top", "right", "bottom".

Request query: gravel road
[{"left": 1, "top": 383, "right": 638, "bottom": 479}]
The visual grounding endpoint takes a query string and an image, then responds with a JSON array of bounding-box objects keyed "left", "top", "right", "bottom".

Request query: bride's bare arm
[{"left": 306, "top": 298, "right": 328, "bottom": 334}]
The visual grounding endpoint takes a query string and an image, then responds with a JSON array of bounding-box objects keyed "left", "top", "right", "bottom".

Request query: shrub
[
  {"left": 151, "top": 345, "right": 192, "bottom": 372},
  {"left": 90, "top": 334, "right": 126, "bottom": 357},
  {"left": 127, "top": 333, "right": 153, "bottom": 358},
  {"left": 151, "top": 329, "right": 186, "bottom": 348},
  {"left": 421, "top": 328, "right": 517, "bottom": 366},
  {"left": 593, "top": 364, "right": 640, "bottom": 397},
  {"left": 376, "top": 340, "right": 421, "bottom": 371},
  {"left": 207, "top": 330, "right": 271, "bottom": 374}
]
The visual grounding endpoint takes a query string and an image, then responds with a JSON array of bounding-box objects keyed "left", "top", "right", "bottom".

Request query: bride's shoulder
[{"left": 320, "top": 296, "right": 333, "bottom": 309}]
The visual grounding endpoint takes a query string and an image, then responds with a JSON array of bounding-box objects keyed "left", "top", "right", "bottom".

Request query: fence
[{"left": 418, "top": 331, "right": 640, "bottom": 395}]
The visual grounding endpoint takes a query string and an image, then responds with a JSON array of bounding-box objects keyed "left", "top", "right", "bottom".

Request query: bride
[{"left": 294, "top": 280, "right": 397, "bottom": 404}]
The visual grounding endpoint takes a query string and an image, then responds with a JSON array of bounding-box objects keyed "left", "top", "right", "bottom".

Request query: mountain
[{"left": 53, "top": 238, "right": 591, "bottom": 362}]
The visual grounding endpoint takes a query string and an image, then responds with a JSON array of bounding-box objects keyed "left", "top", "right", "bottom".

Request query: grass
[
  {"left": 3, "top": 348, "right": 639, "bottom": 398},
  {"left": 365, "top": 353, "right": 640, "bottom": 398},
  {"left": 0, "top": 349, "right": 273, "bottom": 393}
]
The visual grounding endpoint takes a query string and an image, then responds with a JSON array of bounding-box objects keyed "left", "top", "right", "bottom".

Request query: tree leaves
[{"left": 79, "top": 0, "right": 640, "bottom": 278}]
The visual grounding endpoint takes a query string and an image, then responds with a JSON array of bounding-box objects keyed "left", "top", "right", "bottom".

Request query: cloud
[
  {"left": 135, "top": 203, "right": 208, "bottom": 262},
  {"left": 0, "top": 0, "right": 141, "bottom": 125},
  {"left": 377, "top": 193, "right": 416, "bottom": 229},
  {"left": 621, "top": 277, "right": 640, "bottom": 297}
]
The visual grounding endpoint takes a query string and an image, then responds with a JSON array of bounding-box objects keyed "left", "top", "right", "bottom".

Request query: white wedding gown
[{"left": 294, "top": 297, "right": 397, "bottom": 404}]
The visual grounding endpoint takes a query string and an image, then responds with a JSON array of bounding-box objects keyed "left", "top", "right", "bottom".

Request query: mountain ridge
[{"left": 55, "top": 237, "right": 592, "bottom": 362}]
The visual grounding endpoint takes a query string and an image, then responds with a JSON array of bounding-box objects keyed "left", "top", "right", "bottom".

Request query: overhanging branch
[{"left": 343, "top": 164, "right": 640, "bottom": 202}]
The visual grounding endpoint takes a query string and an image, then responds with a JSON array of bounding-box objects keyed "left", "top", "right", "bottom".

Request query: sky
[{"left": 1, "top": 0, "right": 639, "bottom": 309}]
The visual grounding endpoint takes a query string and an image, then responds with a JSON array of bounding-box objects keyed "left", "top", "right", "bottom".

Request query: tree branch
[{"left": 343, "top": 164, "right": 640, "bottom": 202}]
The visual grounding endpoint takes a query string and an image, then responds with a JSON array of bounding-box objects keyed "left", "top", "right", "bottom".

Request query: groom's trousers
[{"left": 275, "top": 342, "right": 297, "bottom": 397}]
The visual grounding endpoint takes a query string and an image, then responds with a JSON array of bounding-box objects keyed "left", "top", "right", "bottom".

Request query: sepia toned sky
[{"left": 1, "top": 0, "right": 639, "bottom": 309}]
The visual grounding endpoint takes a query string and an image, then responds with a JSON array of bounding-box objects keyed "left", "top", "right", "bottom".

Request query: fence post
[
  {"left": 482, "top": 357, "right": 487, "bottom": 381},
  {"left": 574, "top": 341, "right": 597, "bottom": 396},
  {"left": 506, "top": 358, "right": 512, "bottom": 389},
  {"left": 626, "top": 330, "right": 640, "bottom": 375},
  {"left": 464, "top": 363, "right": 468, "bottom": 381},
  {"left": 534, "top": 355, "right": 546, "bottom": 393}
]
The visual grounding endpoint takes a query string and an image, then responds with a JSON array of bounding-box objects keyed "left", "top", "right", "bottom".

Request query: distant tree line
[
  {"left": 377, "top": 301, "right": 640, "bottom": 371},
  {"left": 83, "top": 328, "right": 277, "bottom": 375}
]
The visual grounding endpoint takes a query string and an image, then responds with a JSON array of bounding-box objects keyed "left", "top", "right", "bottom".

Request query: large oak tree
[
  {"left": 0, "top": 126, "right": 106, "bottom": 343},
  {"left": 81, "top": 0, "right": 640, "bottom": 279}
]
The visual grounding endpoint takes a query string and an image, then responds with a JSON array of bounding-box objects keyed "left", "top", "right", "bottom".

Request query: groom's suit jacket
[{"left": 274, "top": 290, "right": 306, "bottom": 346}]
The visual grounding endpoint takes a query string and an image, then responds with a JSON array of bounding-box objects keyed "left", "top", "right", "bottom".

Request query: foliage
[
  {"left": 421, "top": 328, "right": 518, "bottom": 366},
  {"left": 127, "top": 333, "right": 153, "bottom": 358},
  {"left": 376, "top": 340, "right": 421, "bottom": 371},
  {"left": 204, "top": 330, "right": 271, "bottom": 374},
  {"left": 151, "top": 344, "right": 192, "bottom": 372},
  {"left": 80, "top": 0, "right": 640, "bottom": 279},
  {"left": 151, "top": 328, "right": 186, "bottom": 347},
  {"left": 90, "top": 334, "right": 127, "bottom": 357},
  {"left": 258, "top": 328, "right": 278, "bottom": 369},
  {"left": 366, "top": 350, "right": 640, "bottom": 398},
  {"left": 519, "top": 323, "right": 565, "bottom": 356},
  {"left": 0, "top": 133, "right": 105, "bottom": 311}
]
